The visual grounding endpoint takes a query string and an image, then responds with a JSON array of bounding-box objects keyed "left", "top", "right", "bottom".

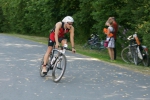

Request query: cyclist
[{"left": 42, "top": 16, "right": 76, "bottom": 74}]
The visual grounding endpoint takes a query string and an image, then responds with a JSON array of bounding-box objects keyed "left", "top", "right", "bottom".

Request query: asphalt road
[{"left": 0, "top": 34, "right": 150, "bottom": 100}]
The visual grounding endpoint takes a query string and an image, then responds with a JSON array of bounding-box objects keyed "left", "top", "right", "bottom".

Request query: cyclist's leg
[{"left": 42, "top": 39, "right": 55, "bottom": 74}]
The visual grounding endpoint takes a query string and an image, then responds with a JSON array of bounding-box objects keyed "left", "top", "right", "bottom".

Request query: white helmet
[{"left": 62, "top": 16, "right": 74, "bottom": 23}]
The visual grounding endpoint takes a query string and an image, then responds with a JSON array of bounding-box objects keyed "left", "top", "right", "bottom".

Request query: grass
[{"left": 3, "top": 33, "right": 150, "bottom": 75}]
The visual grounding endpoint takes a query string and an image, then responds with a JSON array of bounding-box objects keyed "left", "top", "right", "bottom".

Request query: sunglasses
[{"left": 67, "top": 22, "right": 73, "bottom": 25}]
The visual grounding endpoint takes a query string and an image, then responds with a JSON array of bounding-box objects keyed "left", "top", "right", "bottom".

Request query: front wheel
[
  {"left": 121, "top": 46, "right": 134, "bottom": 63},
  {"left": 52, "top": 53, "right": 67, "bottom": 83}
]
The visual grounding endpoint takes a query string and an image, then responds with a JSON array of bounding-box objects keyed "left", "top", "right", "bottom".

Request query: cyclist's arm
[
  {"left": 69, "top": 26, "right": 75, "bottom": 48},
  {"left": 55, "top": 22, "right": 62, "bottom": 47}
]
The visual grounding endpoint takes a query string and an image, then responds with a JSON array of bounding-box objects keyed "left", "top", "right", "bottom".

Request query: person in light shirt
[{"left": 105, "top": 17, "right": 118, "bottom": 60}]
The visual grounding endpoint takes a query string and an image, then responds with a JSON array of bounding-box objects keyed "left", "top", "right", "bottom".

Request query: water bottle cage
[{"left": 51, "top": 57, "right": 56, "bottom": 65}]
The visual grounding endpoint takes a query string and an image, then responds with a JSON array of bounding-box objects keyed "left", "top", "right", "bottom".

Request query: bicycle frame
[
  {"left": 48, "top": 44, "right": 67, "bottom": 69},
  {"left": 40, "top": 44, "right": 68, "bottom": 81},
  {"left": 121, "top": 33, "right": 149, "bottom": 66},
  {"left": 126, "top": 39, "right": 138, "bottom": 63}
]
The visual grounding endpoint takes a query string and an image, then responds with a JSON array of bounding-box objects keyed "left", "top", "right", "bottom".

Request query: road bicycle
[
  {"left": 121, "top": 33, "right": 149, "bottom": 66},
  {"left": 40, "top": 44, "right": 69, "bottom": 82},
  {"left": 83, "top": 34, "right": 105, "bottom": 50}
]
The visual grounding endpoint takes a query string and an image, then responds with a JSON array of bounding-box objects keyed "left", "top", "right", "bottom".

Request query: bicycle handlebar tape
[
  {"left": 135, "top": 37, "right": 141, "bottom": 45},
  {"left": 133, "top": 34, "right": 141, "bottom": 45},
  {"left": 64, "top": 44, "right": 68, "bottom": 48}
]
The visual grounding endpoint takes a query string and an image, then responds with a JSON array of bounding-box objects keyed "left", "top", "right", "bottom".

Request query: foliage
[{"left": 0, "top": 0, "right": 150, "bottom": 51}]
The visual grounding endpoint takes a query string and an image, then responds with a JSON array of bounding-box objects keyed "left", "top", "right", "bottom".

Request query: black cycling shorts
[{"left": 48, "top": 38, "right": 65, "bottom": 46}]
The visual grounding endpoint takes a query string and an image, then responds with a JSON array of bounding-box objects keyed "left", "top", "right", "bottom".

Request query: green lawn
[{"left": 4, "top": 33, "right": 150, "bottom": 75}]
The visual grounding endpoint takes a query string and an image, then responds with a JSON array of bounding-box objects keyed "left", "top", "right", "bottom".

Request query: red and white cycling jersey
[{"left": 49, "top": 22, "right": 69, "bottom": 41}]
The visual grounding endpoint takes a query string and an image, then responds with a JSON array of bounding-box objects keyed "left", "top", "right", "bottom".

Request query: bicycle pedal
[
  {"left": 43, "top": 72, "right": 47, "bottom": 75},
  {"left": 49, "top": 66, "right": 53, "bottom": 70},
  {"left": 57, "top": 67, "right": 62, "bottom": 70},
  {"left": 47, "top": 68, "right": 50, "bottom": 72}
]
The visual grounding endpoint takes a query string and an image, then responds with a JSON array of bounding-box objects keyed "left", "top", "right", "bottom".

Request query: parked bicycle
[
  {"left": 121, "top": 32, "right": 149, "bottom": 66},
  {"left": 83, "top": 34, "right": 105, "bottom": 50},
  {"left": 40, "top": 44, "right": 70, "bottom": 82}
]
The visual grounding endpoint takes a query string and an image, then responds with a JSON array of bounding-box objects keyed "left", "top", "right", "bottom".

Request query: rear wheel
[
  {"left": 83, "top": 42, "right": 90, "bottom": 49},
  {"left": 52, "top": 52, "right": 67, "bottom": 83},
  {"left": 142, "top": 49, "right": 149, "bottom": 67},
  {"left": 40, "top": 55, "right": 51, "bottom": 77},
  {"left": 91, "top": 42, "right": 100, "bottom": 50},
  {"left": 39, "top": 57, "right": 46, "bottom": 77}
]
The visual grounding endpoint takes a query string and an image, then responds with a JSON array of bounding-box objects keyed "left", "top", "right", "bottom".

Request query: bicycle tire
[
  {"left": 83, "top": 43, "right": 90, "bottom": 49},
  {"left": 142, "top": 49, "right": 149, "bottom": 67},
  {"left": 52, "top": 51, "right": 67, "bottom": 83},
  {"left": 121, "top": 46, "right": 134, "bottom": 63},
  {"left": 90, "top": 42, "right": 101, "bottom": 50}
]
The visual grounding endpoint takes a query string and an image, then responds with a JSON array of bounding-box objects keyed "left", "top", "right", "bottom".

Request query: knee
[{"left": 62, "top": 39, "right": 67, "bottom": 45}]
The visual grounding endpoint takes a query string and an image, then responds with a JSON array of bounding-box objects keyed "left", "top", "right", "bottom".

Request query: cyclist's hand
[
  {"left": 55, "top": 43, "right": 59, "bottom": 49},
  {"left": 72, "top": 48, "right": 76, "bottom": 53}
]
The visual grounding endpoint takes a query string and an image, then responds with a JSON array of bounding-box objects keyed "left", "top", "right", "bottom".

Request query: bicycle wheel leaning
[
  {"left": 83, "top": 42, "right": 90, "bottom": 49},
  {"left": 142, "top": 46, "right": 149, "bottom": 67},
  {"left": 91, "top": 42, "right": 100, "bottom": 50},
  {"left": 121, "top": 46, "right": 134, "bottom": 63},
  {"left": 52, "top": 50, "right": 67, "bottom": 83}
]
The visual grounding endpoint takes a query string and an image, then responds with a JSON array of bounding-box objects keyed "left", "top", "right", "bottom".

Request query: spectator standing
[
  {"left": 104, "top": 18, "right": 115, "bottom": 61},
  {"left": 106, "top": 17, "right": 118, "bottom": 60}
]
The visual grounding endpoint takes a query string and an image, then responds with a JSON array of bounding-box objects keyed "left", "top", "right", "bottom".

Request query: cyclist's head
[{"left": 62, "top": 16, "right": 74, "bottom": 23}]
